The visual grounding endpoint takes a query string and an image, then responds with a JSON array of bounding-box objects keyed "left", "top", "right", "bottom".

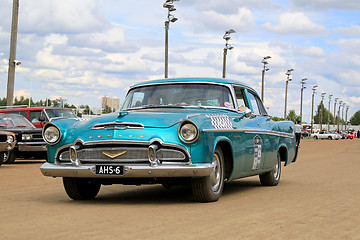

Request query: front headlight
[
  {"left": 43, "top": 125, "right": 61, "bottom": 144},
  {"left": 22, "top": 134, "right": 32, "bottom": 141},
  {"left": 179, "top": 121, "right": 199, "bottom": 143},
  {"left": 7, "top": 135, "right": 14, "bottom": 143}
]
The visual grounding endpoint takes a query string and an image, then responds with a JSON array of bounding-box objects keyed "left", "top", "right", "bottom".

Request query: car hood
[{"left": 74, "top": 109, "right": 207, "bottom": 129}]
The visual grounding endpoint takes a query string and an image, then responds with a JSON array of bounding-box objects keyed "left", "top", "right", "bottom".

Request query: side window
[
  {"left": 247, "top": 92, "right": 261, "bottom": 116},
  {"left": 234, "top": 87, "right": 247, "bottom": 108},
  {"left": 29, "top": 111, "right": 41, "bottom": 122},
  {"left": 4, "top": 111, "right": 27, "bottom": 118}
]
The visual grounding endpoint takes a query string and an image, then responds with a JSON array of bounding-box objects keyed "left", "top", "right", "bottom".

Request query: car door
[{"left": 244, "top": 89, "right": 276, "bottom": 171}]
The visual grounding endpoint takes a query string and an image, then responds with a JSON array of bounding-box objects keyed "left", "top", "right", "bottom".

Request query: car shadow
[{"left": 51, "top": 178, "right": 263, "bottom": 205}]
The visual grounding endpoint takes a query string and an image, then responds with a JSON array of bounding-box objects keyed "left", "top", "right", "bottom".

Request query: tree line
[{"left": 0, "top": 97, "right": 114, "bottom": 116}]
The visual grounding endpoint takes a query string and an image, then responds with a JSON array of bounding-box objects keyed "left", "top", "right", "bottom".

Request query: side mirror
[
  {"left": 244, "top": 108, "right": 252, "bottom": 118},
  {"left": 38, "top": 116, "right": 45, "bottom": 122}
]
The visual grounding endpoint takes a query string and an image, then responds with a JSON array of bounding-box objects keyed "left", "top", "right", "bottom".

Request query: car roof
[
  {"left": 130, "top": 77, "right": 256, "bottom": 92},
  {"left": 0, "top": 107, "right": 70, "bottom": 112}
]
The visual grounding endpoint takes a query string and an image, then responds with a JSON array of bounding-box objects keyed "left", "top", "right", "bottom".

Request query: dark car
[{"left": 0, "top": 113, "right": 46, "bottom": 163}]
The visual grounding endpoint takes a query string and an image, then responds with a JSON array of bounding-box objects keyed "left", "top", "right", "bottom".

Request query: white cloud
[
  {"left": 290, "top": 0, "right": 360, "bottom": 10},
  {"left": 300, "top": 46, "right": 326, "bottom": 57},
  {"left": 192, "top": 8, "right": 256, "bottom": 32},
  {"left": 335, "top": 25, "right": 360, "bottom": 36},
  {"left": 20, "top": 0, "right": 109, "bottom": 33},
  {"left": 262, "top": 12, "right": 327, "bottom": 35}
]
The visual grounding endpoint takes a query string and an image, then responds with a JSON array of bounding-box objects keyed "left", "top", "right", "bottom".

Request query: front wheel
[
  {"left": 0, "top": 152, "right": 4, "bottom": 166},
  {"left": 259, "top": 154, "right": 281, "bottom": 186},
  {"left": 191, "top": 147, "right": 225, "bottom": 202},
  {"left": 63, "top": 178, "right": 101, "bottom": 200},
  {"left": 4, "top": 151, "right": 16, "bottom": 164}
]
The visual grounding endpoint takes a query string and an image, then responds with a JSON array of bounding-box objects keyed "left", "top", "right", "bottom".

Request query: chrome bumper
[
  {"left": 0, "top": 142, "right": 16, "bottom": 152},
  {"left": 18, "top": 142, "right": 47, "bottom": 152},
  {"left": 40, "top": 162, "right": 214, "bottom": 178}
]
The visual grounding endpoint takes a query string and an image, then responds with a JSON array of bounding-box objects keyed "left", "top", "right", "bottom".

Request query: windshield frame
[{"left": 121, "top": 82, "right": 236, "bottom": 111}]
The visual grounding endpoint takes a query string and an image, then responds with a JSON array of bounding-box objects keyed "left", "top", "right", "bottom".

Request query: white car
[{"left": 311, "top": 131, "right": 341, "bottom": 140}]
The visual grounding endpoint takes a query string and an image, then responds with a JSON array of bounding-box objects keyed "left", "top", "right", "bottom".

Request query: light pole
[
  {"left": 337, "top": 101, "right": 342, "bottom": 132},
  {"left": 222, "top": 29, "right": 235, "bottom": 78},
  {"left": 333, "top": 98, "right": 338, "bottom": 126},
  {"left": 341, "top": 103, "right": 345, "bottom": 131},
  {"left": 163, "top": 0, "right": 179, "bottom": 79},
  {"left": 327, "top": 94, "right": 333, "bottom": 131},
  {"left": 284, "top": 69, "right": 294, "bottom": 119},
  {"left": 345, "top": 106, "right": 349, "bottom": 131},
  {"left": 261, "top": 56, "right": 271, "bottom": 101},
  {"left": 300, "top": 78, "right": 307, "bottom": 122},
  {"left": 310, "top": 85, "right": 318, "bottom": 133},
  {"left": 6, "top": 0, "right": 20, "bottom": 106},
  {"left": 320, "top": 92, "right": 326, "bottom": 131}
]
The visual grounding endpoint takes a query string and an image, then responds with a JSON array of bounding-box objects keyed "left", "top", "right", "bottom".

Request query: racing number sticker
[{"left": 252, "top": 135, "right": 262, "bottom": 170}]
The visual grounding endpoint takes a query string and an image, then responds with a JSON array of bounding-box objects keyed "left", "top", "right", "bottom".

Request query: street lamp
[
  {"left": 300, "top": 78, "right": 307, "bottom": 122},
  {"left": 261, "top": 56, "right": 271, "bottom": 101},
  {"left": 327, "top": 94, "right": 333, "bottom": 131},
  {"left": 341, "top": 103, "right": 345, "bottom": 131},
  {"left": 284, "top": 69, "right": 294, "bottom": 119},
  {"left": 320, "top": 92, "right": 326, "bottom": 131},
  {"left": 310, "top": 85, "right": 318, "bottom": 133},
  {"left": 333, "top": 98, "right": 338, "bottom": 126},
  {"left": 222, "top": 29, "right": 235, "bottom": 78},
  {"left": 163, "top": 0, "right": 179, "bottom": 79},
  {"left": 337, "top": 101, "right": 342, "bottom": 132},
  {"left": 345, "top": 105, "right": 349, "bottom": 131}
]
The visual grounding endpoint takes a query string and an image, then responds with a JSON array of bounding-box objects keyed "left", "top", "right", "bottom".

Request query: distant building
[{"left": 101, "top": 96, "right": 120, "bottom": 111}]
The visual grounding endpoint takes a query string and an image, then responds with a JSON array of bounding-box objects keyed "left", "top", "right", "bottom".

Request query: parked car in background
[
  {"left": 0, "top": 107, "right": 77, "bottom": 128},
  {"left": 311, "top": 130, "right": 341, "bottom": 140},
  {"left": 338, "top": 131, "right": 348, "bottom": 139},
  {"left": 0, "top": 113, "right": 46, "bottom": 163},
  {"left": 41, "top": 77, "right": 297, "bottom": 202},
  {"left": 347, "top": 132, "right": 356, "bottom": 139},
  {"left": 0, "top": 131, "right": 16, "bottom": 166}
]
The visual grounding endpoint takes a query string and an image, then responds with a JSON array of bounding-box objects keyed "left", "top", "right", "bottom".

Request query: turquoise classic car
[{"left": 40, "top": 78, "right": 297, "bottom": 202}]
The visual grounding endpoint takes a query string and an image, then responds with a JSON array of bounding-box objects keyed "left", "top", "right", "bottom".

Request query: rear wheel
[
  {"left": 63, "top": 178, "right": 101, "bottom": 200},
  {"left": 191, "top": 147, "right": 224, "bottom": 202},
  {"left": 259, "top": 154, "right": 281, "bottom": 186}
]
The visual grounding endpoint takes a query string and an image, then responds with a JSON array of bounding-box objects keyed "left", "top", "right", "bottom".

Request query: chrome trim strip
[
  {"left": 203, "top": 129, "right": 294, "bottom": 138},
  {"left": 40, "top": 162, "right": 214, "bottom": 178},
  {"left": 92, "top": 122, "right": 144, "bottom": 130},
  {"left": 54, "top": 139, "right": 192, "bottom": 164}
]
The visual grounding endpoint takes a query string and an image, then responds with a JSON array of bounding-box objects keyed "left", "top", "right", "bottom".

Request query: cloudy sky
[{"left": 0, "top": 0, "right": 359, "bottom": 122}]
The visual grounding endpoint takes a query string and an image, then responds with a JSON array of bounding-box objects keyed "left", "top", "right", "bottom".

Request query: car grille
[
  {"left": 31, "top": 133, "right": 43, "bottom": 141},
  {"left": 0, "top": 135, "right": 6, "bottom": 142},
  {"left": 58, "top": 146, "right": 188, "bottom": 165}
]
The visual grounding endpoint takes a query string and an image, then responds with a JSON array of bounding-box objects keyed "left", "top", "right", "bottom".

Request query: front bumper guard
[{"left": 40, "top": 162, "right": 214, "bottom": 178}]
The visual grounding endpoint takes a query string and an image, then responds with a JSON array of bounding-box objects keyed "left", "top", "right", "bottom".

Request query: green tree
[
  {"left": 313, "top": 102, "right": 335, "bottom": 124},
  {"left": 286, "top": 109, "right": 300, "bottom": 123},
  {"left": 270, "top": 116, "right": 284, "bottom": 121},
  {"left": 350, "top": 110, "right": 360, "bottom": 125},
  {"left": 102, "top": 105, "right": 113, "bottom": 114}
]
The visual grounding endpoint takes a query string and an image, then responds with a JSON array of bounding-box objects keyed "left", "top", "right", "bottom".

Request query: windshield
[
  {"left": 121, "top": 83, "right": 235, "bottom": 110},
  {"left": 45, "top": 109, "right": 77, "bottom": 120},
  {"left": 0, "top": 114, "right": 35, "bottom": 129}
]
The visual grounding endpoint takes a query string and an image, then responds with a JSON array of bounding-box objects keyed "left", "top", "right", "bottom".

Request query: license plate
[{"left": 95, "top": 165, "right": 124, "bottom": 175}]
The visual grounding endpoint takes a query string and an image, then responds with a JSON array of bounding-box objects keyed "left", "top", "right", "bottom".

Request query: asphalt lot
[{"left": 1, "top": 139, "right": 359, "bottom": 240}]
